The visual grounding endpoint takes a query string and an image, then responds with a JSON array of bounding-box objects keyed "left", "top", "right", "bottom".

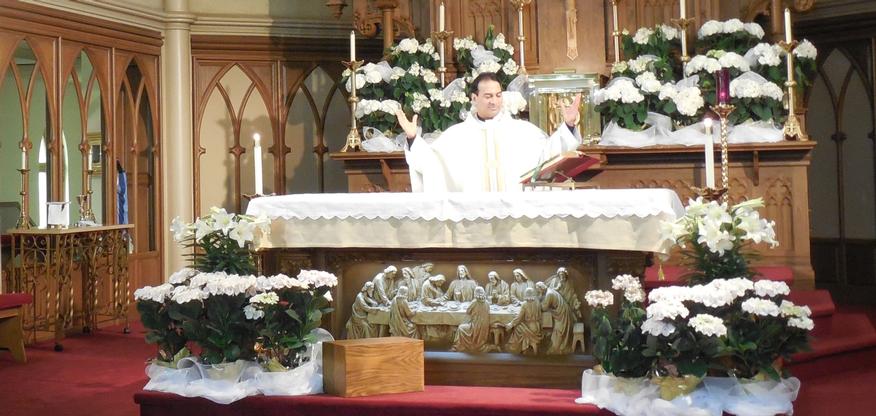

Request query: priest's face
[{"left": 472, "top": 79, "right": 503, "bottom": 120}]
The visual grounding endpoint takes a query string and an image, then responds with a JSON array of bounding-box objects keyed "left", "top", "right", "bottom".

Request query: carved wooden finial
[{"left": 325, "top": 0, "right": 348, "bottom": 20}]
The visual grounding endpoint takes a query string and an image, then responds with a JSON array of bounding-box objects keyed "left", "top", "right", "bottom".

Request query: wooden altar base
[{"left": 259, "top": 246, "right": 644, "bottom": 388}]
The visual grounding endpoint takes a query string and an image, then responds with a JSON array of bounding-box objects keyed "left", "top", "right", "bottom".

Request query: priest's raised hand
[{"left": 403, "top": 72, "right": 581, "bottom": 193}]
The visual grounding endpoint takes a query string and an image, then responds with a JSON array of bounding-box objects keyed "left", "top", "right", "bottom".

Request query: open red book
[{"left": 519, "top": 151, "right": 603, "bottom": 184}]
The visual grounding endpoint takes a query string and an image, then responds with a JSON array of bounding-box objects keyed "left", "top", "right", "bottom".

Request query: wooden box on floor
[{"left": 322, "top": 337, "right": 424, "bottom": 397}]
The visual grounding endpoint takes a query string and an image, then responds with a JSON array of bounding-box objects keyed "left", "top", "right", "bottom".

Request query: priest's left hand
[{"left": 563, "top": 93, "right": 582, "bottom": 128}]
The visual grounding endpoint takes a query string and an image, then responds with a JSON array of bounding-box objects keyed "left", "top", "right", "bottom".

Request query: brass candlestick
[
  {"left": 509, "top": 0, "right": 532, "bottom": 74},
  {"left": 341, "top": 59, "right": 364, "bottom": 152},
  {"left": 78, "top": 167, "right": 96, "bottom": 223},
  {"left": 17, "top": 168, "right": 30, "bottom": 229},
  {"left": 671, "top": 16, "right": 695, "bottom": 66},
  {"left": 611, "top": 0, "right": 622, "bottom": 64},
  {"left": 777, "top": 40, "right": 806, "bottom": 141},
  {"left": 711, "top": 103, "right": 736, "bottom": 203},
  {"left": 690, "top": 186, "right": 728, "bottom": 202},
  {"left": 431, "top": 29, "right": 454, "bottom": 87}
]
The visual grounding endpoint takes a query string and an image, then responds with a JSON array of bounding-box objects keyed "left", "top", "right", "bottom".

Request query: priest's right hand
[{"left": 395, "top": 109, "right": 419, "bottom": 140}]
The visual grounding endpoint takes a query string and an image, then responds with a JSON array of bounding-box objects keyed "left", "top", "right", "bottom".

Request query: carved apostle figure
[
  {"left": 389, "top": 286, "right": 418, "bottom": 338},
  {"left": 485, "top": 271, "right": 511, "bottom": 306},
  {"left": 510, "top": 268, "right": 535, "bottom": 305},
  {"left": 410, "top": 262, "right": 435, "bottom": 295},
  {"left": 345, "top": 281, "right": 379, "bottom": 339},
  {"left": 504, "top": 287, "right": 543, "bottom": 354},
  {"left": 419, "top": 274, "right": 447, "bottom": 306},
  {"left": 451, "top": 287, "right": 492, "bottom": 352},
  {"left": 545, "top": 267, "right": 582, "bottom": 320},
  {"left": 537, "top": 281, "right": 574, "bottom": 355},
  {"left": 446, "top": 264, "right": 478, "bottom": 302},
  {"left": 371, "top": 265, "right": 398, "bottom": 306},
  {"left": 397, "top": 267, "right": 419, "bottom": 300}
]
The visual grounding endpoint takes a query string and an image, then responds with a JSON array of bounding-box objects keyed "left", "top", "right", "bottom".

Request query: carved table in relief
[{"left": 4, "top": 225, "right": 133, "bottom": 350}]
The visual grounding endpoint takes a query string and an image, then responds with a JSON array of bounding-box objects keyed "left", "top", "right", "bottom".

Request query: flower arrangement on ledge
[
  {"left": 342, "top": 25, "right": 525, "bottom": 147},
  {"left": 596, "top": 19, "right": 818, "bottom": 146},
  {"left": 579, "top": 198, "right": 812, "bottom": 414},
  {"left": 135, "top": 208, "right": 338, "bottom": 402}
]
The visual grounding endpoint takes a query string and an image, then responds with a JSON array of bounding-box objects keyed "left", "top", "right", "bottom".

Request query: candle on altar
[
  {"left": 349, "top": 30, "right": 356, "bottom": 62},
  {"left": 784, "top": 8, "right": 793, "bottom": 44},
  {"left": 680, "top": 0, "right": 686, "bottom": 19},
  {"left": 88, "top": 146, "right": 93, "bottom": 171},
  {"left": 439, "top": 1, "right": 445, "bottom": 32},
  {"left": 716, "top": 69, "right": 730, "bottom": 105},
  {"left": 21, "top": 149, "right": 26, "bottom": 170},
  {"left": 253, "top": 133, "right": 263, "bottom": 195},
  {"left": 612, "top": 2, "right": 620, "bottom": 61},
  {"left": 704, "top": 118, "right": 715, "bottom": 188}
]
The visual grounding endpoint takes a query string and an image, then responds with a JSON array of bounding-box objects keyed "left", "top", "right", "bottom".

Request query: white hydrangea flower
[
  {"left": 450, "top": 90, "right": 469, "bottom": 104},
  {"left": 794, "top": 39, "right": 817, "bottom": 60},
  {"left": 408, "top": 62, "right": 422, "bottom": 76},
  {"left": 742, "top": 297, "right": 781, "bottom": 317},
  {"left": 658, "top": 83, "right": 678, "bottom": 101},
  {"left": 659, "top": 24, "right": 679, "bottom": 41},
  {"left": 364, "top": 70, "right": 382, "bottom": 84},
  {"left": 760, "top": 82, "right": 784, "bottom": 101},
  {"left": 502, "top": 59, "right": 519, "bottom": 75},
  {"left": 648, "top": 285, "right": 692, "bottom": 303},
  {"left": 171, "top": 286, "right": 207, "bottom": 304},
  {"left": 685, "top": 55, "right": 721, "bottom": 76},
  {"left": 502, "top": 91, "right": 527, "bottom": 114},
  {"left": 635, "top": 71, "right": 662, "bottom": 94},
  {"left": 250, "top": 292, "right": 280, "bottom": 305},
  {"left": 134, "top": 283, "right": 174, "bottom": 303},
  {"left": 698, "top": 20, "right": 724, "bottom": 38},
  {"left": 633, "top": 27, "right": 654, "bottom": 45},
  {"left": 428, "top": 88, "right": 444, "bottom": 102},
  {"left": 474, "top": 60, "right": 502, "bottom": 76},
  {"left": 723, "top": 19, "right": 745, "bottom": 33},
  {"left": 345, "top": 73, "right": 366, "bottom": 92},
  {"left": 390, "top": 66, "right": 406, "bottom": 81},
  {"left": 398, "top": 38, "right": 419, "bottom": 53},
  {"left": 612, "top": 61, "right": 629, "bottom": 74},
  {"left": 418, "top": 40, "right": 435, "bottom": 54},
  {"left": 410, "top": 92, "right": 431, "bottom": 114},
  {"left": 673, "top": 87, "right": 705, "bottom": 117},
  {"left": 719, "top": 278, "right": 756, "bottom": 299},
  {"left": 689, "top": 314, "right": 727, "bottom": 337},
  {"left": 423, "top": 69, "right": 439, "bottom": 84},
  {"left": 642, "top": 318, "right": 676, "bottom": 337},
  {"left": 718, "top": 52, "right": 750, "bottom": 72},
  {"left": 788, "top": 316, "right": 815, "bottom": 331},
  {"left": 688, "top": 284, "right": 734, "bottom": 308},
  {"left": 780, "top": 300, "right": 812, "bottom": 318},
  {"left": 297, "top": 269, "right": 339, "bottom": 288},
  {"left": 189, "top": 272, "right": 225, "bottom": 288},
  {"left": 379, "top": 99, "right": 402, "bottom": 115},
  {"left": 646, "top": 300, "right": 690, "bottom": 321},
  {"left": 611, "top": 274, "right": 641, "bottom": 292},
  {"left": 628, "top": 56, "right": 657, "bottom": 74},
  {"left": 624, "top": 287, "right": 645, "bottom": 303},
  {"left": 203, "top": 274, "right": 258, "bottom": 297},
  {"left": 730, "top": 78, "right": 762, "bottom": 99},
  {"left": 749, "top": 43, "right": 782, "bottom": 67},
  {"left": 584, "top": 290, "right": 614, "bottom": 308},
  {"left": 244, "top": 304, "right": 264, "bottom": 320},
  {"left": 168, "top": 268, "right": 197, "bottom": 285},
  {"left": 754, "top": 280, "right": 790, "bottom": 298},
  {"left": 256, "top": 274, "right": 308, "bottom": 291},
  {"left": 743, "top": 22, "right": 765, "bottom": 39},
  {"left": 600, "top": 79, "right": 646, "bottom": 104}
]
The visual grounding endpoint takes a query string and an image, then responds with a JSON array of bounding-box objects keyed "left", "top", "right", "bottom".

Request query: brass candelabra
[
  {"left": 671, "top": 16, "right": 695, "bottom": 66},
  {"left": 431, "top": 29, "right": 454, "bottom": 87},
  {"left": 711, "top": 103, "right": 736, "bottom": 203},
  {"left": 509, "top": 0, "right": 532, "bottom": 74},
  {"left": 16, "top": 167, "right": 30, "bottom": 229},
  {"left": 777, "top": 40, "right": 806, "bottom": 141},
  {"left": 78, "top": 167, "right": 96, "bottom": 224},
  {"left": 341, "top": 59, "right": 364, "bottom": 152}
]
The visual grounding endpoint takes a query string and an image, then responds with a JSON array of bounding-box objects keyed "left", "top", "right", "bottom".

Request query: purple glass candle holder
[{"left": 716, "top": 69, "right": 730, "bottom": 105}]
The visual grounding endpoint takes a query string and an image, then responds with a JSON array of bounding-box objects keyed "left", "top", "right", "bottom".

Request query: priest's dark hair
[{"left": 469, "top": 72, "right": 501, "bottom": 95}]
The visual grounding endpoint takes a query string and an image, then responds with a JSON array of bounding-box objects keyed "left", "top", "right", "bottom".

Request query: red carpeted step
[
  {"left": 793, "top": 309, "right": 876, "bottom": 363},
  {"left": 643, "top": 265, "right": 794, "bottom": 288},
  {"left": 787, "top": 289, "right": 835, "bottom": 318}
]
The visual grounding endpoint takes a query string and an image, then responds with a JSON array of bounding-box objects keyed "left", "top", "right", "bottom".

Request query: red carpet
[{"left": 2, "top": 316, "right": 876, "bottom": 416}]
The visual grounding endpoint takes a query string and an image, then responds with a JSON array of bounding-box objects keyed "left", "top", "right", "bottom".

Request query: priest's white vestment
[{"left": 405, "top": 111, "right": 581, "bottom": 192}]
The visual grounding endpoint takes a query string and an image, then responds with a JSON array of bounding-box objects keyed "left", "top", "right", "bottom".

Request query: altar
[{"left": 247, "top": 189, "right": 683, "bottom": 387}]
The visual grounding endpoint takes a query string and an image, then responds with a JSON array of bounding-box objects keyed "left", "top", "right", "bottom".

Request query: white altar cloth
[{"left": 246, "top": 189, "right": 684, "bottom": 253}]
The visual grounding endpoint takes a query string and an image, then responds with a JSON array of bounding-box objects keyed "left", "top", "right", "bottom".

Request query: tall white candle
[
  {"left": 518, "top": 7, "right": 525, "bottom": 69},
  {"left": 612, "top": 2, "right": 620, "bottom": 62},
  {"left": 704, "top": 118, "right": 715, "bottom": 188},
  {"left": 88, "top": 147, "right": 93, "bottom": 171},
  {"left": 680, "top": 0, "right": 686, "bottom": 19},
  {"left": 21, "top": 150, "right": 26, "bottom": 170},
  {"left": 439, "top": 1, "right": 445, "bottom": 32},
  {"left": 350, "top": 30, "right": 356, "bottom": 62},
  {"left": 253, "top": 133, "right": 263, "bottom": 195},
  {"left": 784, "top": 8, "right": 793, "bottom": 43}
]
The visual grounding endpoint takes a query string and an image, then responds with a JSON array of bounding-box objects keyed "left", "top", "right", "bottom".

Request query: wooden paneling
[
  {"left": 323, "top": 337, "right": 425, "bottom": 397},
  {"left": 0, "top": 1, "right": 163, "bottom": 316}
]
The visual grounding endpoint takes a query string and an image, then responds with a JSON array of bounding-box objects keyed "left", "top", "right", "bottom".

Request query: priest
[{"left": 397, "top": 72, "right": 582, "bottom": 192}]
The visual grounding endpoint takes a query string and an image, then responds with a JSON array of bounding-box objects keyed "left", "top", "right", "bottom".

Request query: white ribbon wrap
[
  {"left": 143, "top": 328, "right": 334, "bottom": 404},
  {"left": 575, "top": 369, "right": 801, "bottom": 416}
]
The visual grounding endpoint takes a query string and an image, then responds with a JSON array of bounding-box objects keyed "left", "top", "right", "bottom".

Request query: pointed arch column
[{"left": 161, "top": 0, "right": 195, "bottom": 276}]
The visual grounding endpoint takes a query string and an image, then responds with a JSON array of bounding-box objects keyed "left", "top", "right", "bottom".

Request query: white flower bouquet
[
  {"left": 697, "top": 19, "right": 765, "bottom": 55},
  {"left": 727, "top": 71, "right": 785, "bottom": 125},
  {"left": 170, "top": 207, "right": 270, "bottom": 276},
  {"left": 621, "top": 24, "right": 680, "bottom": 59},
  {"left": 585, "top": 275, "right": 651, "bottom": 378},
  {"left": 592, "top": 78, "right": 649, "bottom": 130}
]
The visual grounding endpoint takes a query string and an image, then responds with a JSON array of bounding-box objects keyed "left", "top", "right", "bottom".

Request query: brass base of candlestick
[
  {"left": 16, "top": 168, "right": 30, "bottom": 229},
  {"left": 341, "top": 125, "right": 362, "bottom": 152},
  {"left": 783, "top": 113, "right": 805, "bottom": 141},
  {"left": 341, "top": 59, "right": 364, "bottom": 153},
  {"left": 77, "top": 194, "right": 96, "bottom": 223},
  {"left": 691, "top": 186, "right": 728, "bottom": 202}
]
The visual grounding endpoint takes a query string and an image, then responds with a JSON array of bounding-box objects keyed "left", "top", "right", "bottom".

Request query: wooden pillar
[
  {"left": 771, "top": 0, "right": 784, "bottom": 41},
  {"left": 375, "top": 0, "right": 398, "bottom": 50}
]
